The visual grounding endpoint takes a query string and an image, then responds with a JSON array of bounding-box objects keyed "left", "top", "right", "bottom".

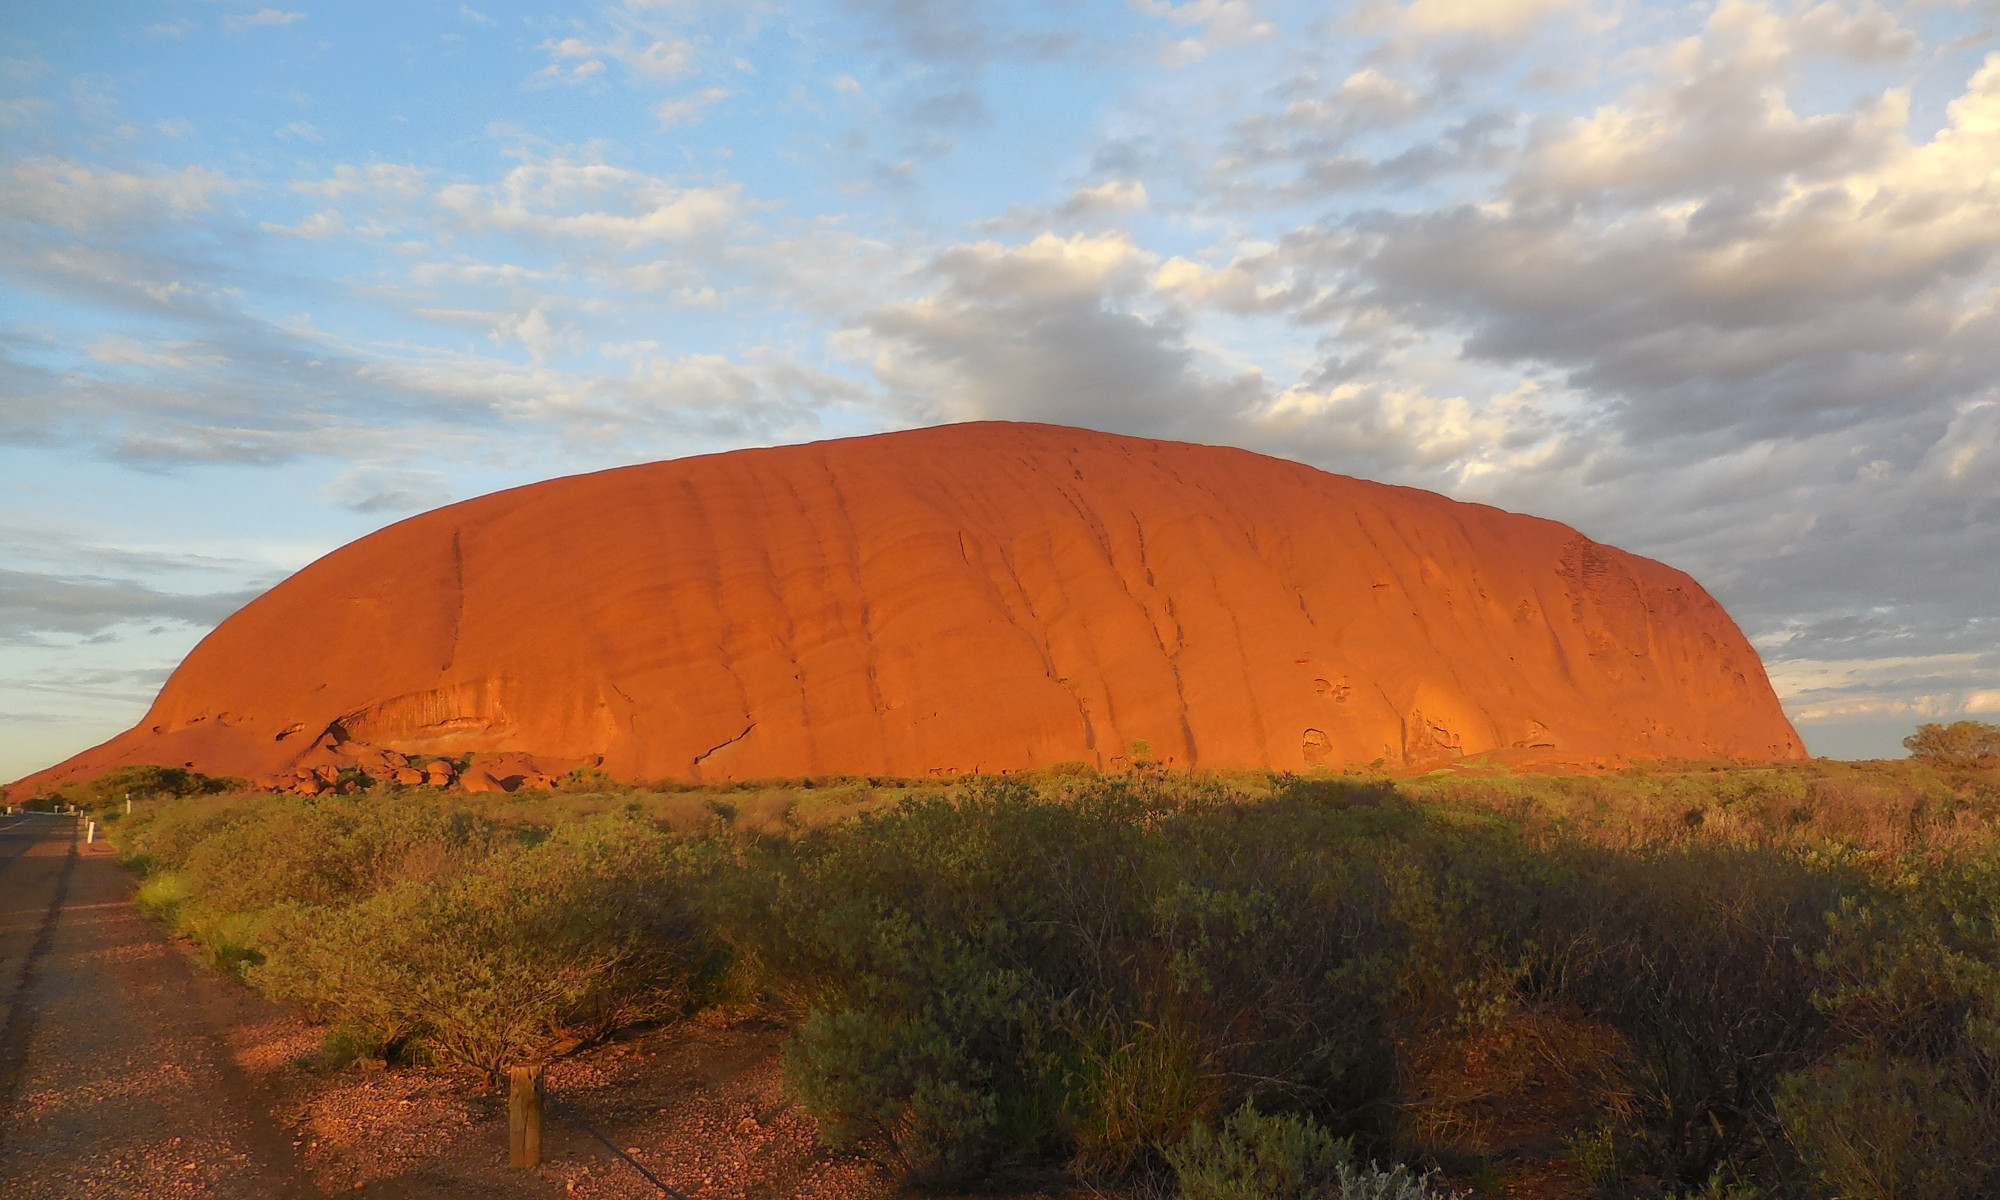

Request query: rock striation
[{"left": 11, "top": 423, "right": 1802, "bottom": 794}]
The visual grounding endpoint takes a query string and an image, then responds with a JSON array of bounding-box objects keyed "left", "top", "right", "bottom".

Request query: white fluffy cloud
[{"left": 432, "top": 157, "right": 740, "bottom": 246}]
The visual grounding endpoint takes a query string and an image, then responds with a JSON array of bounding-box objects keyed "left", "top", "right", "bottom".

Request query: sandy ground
[{"left": 0, "top": 813, "right": 898, "bottom": 1199}]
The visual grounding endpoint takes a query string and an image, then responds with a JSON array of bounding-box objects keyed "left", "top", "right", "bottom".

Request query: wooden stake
[{"left": 508, "top": 1065, "right": 544, "bottom": 1169}]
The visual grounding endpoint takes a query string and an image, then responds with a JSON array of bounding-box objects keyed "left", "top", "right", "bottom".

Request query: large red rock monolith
[{"left": 10, "top": 423, "right": 1802, "bottom": 792}]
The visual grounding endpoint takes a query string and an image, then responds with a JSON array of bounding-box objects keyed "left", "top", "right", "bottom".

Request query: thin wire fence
[
  {"left": 544, "top": 1087, "right": 687, "bottom": 1198},
  {"left": 516, "top": 1064, "right": 688, "bottom": 1192}
]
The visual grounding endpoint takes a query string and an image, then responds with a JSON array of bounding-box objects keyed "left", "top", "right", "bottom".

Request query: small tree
[{"left": 1902, "top": 721, "right": 2000, "bottom": 768}]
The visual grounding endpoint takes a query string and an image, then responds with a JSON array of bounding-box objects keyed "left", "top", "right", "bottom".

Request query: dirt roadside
[{"left": 0, "top": 812, "right": 316, "bottom": 1198}]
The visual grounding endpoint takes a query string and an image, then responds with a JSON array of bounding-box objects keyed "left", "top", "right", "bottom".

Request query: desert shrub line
[{"left": 110, "top": 757, "right": 2000, "bottom": 1196}]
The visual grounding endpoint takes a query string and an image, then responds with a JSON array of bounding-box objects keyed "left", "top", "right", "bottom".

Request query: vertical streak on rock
[
  {"left": 817, "top": 452, "right": 891, "bottom": 772},
  {"left": 441, "top": 529, "right": 464, "bottom": 674}
]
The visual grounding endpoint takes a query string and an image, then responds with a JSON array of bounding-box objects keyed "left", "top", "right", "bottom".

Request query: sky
[{"left": 2, "top": 0, "right": 1997, "bottom": 780}]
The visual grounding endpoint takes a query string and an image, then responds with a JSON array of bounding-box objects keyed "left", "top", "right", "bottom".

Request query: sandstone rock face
[{"left": 10, "top": 423, "right": 1802, "bottom": 793}]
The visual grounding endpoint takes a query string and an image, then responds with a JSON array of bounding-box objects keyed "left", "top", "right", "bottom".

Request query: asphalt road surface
[{"left": 0, "top": 810, "right": 320, "bottom": 1198}]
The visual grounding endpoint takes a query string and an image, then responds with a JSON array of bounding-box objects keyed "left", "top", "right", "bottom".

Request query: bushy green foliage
[
  {"left": 29, "top": 763, "right": 241, "bottom": 812},
  {"left": 253, "top": 816, "right": 707, "bottom": 1078},
  {"left": 1168, "top": 1101, "right": 1461, "bottom": 1200},
  {"left": 108, "top": 755, "right": 2000, "bottom": 1196},
  {"left": 1776, "top": 1050, "right": 1988, "bottom": 1200},
  {"left": 1905, "top": 720, "right": 2000, "bottom": 767},
  {"left": 1167, "top": 1101, "right": 1354, "bottom": 1199},
  {"left": 716, "top": 777, "right": 1461, "bottom": 1183},
  {"left": 119, "top": 793, "right": 719, "bottom": 1079}
]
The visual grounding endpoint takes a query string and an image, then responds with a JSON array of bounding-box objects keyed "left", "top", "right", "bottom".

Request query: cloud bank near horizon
[{"left": 2, "top": 0, "right": 1996, "bottom": 776}]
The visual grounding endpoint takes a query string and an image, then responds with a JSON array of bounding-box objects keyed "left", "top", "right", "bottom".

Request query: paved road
[{"left": 0, "top": 811, "right": 321, "bottom": 1198}]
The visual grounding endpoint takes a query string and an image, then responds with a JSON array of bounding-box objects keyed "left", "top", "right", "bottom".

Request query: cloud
[
  {"left": 538, "top": 32, "right": 693, "bottom": 82},
  {"left": 1289, "top": 33, "right": 2000, "bottom": 448},
  {"left": 1791, "top": 1, "right": 1918, "bottom": 63},
  {"left": 1134, "top": 0, "right": 1278, "bottom": 65},
  {"left": 1768, "top": 651, "right": 2000, "bottom": 722},
  {"left": 849, "top": 231, "right": 1264, "bottom": 432},
  {"left": 0, "top": 159, "right": 237, "bottom": 232},
  {"left": 223, "top": 9, "right": 306, "bottom": 32},
  {"left": 1202, "top": 73, "right": 1496, "bottom": 207},
  {"left": 0, "top": 97, "right": 52, "bottom": 128},
  {"left": 322, "top": 465, "right": 454, "bottom": 514},
  {"left": 1060, "top": 180, "right": 1148, "bottom": 216},
  {"left": 432, "top": 155, "right": 739, "bottom": 247},
  {"left": 657, "top": 87, "right": 730, "bottom": 128},
  {"left": 1402, "top": 0, "right": 1576, "bottom": 37},
  {"left": 0, "top": 569, "right": 260, "bottom": 642},
  {"left": 85, "top": 335, "right": 229, "bottom": 371},
  {"left": 259, "top": 208, "right": 346, "bottom": 237},
  {"left": 844, "top": 0, "right": 1082, "bottom": 64},
  {"left": 975, "top": 181, "right": 1151, "bottom": 232},
  {"left": 621, "top": 37, "right": 694, "bottom": 77},
  {"left": 293, "top": 163, "right": 427, "bottom": 202}
]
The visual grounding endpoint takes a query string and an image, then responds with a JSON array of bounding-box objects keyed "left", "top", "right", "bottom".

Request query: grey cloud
[
  {"left": 1334, "top": 202, "right": 2000, "bottom": 443},
  {"left": 844, "top": 0, "right": 1086, "bottom": 65},
  {"left": 860, "top": 242, "right": 1263, "bottom": 436},
  {"left": 1249, "top": 42, "right": 2000, "bottom": 452},
  {"left": 0, "top": 523, "right": 259, "bottom": 578},
  {"left": 1217, "top": 68, "right": 1437, "bottom": 171},
  {"left": 0, "top": 568, "right": 260, "bottom": 642},
  {"left": 1204, "top": 107, "right": 1517, "bottom": 209},
  {"left": 337, "top": 486, "right": 453, "bottom": 515},
  {"left": 1, "top": 665, "right": 177, "bottom": 701},
  {"left": 108, "top": 424, "right": 326, "bottom": 468},
  {"left": 1792, "top": 1, "right": 1920, "bottom": 63},
  {"left": 908, "top": 88, "right": 988, "bottom": 130},
  {"left": 322, "top": 464, "right": 454, "bottom": 515}
]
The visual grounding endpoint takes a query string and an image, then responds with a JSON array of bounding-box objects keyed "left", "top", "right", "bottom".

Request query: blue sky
[{"left": 4, "top": 0, "right": 1999, "bottom": 779}]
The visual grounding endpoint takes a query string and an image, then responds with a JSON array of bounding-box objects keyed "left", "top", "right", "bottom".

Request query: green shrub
[
  {"left": 1166, "top": 1100, "right": 1353, "bottom": 1200},
  {"left": 1166, "top": 1100, "right": 1459, "bottom": 1200},
  {"left": 1531, "top": 845, "right": 1854, "bottom": 1184},
  {"left": 717, "top": 778, "right": 1523, "bottom": 1184},
  {"left": 39, "top": 764, "right": 242, "bottom": 812},
  {"left": 1904, "top": 721, "right": 2000, "bottom": 768},
  {"left": 1776, "top": 1050, "right": 1990, "bottom": 1199},
  {"left": 1563, "top": 1125, "right": 1618, "bottom": 1190},
  {"left": 101, "top": 759, "right": 2000, "bottom": 1195},
  {"left": 251, "top": 815, "right": 707, "bottom": 1079},
  {"left": 784, "top": 1006, "right": 1005, "bottom": 1183},
  {"left": 133, "top": 871, "right": 191, "bottom": 925}
]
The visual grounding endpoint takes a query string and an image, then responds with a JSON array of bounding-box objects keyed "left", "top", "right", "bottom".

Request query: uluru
[{"left": 11, "top": 422, "right": 1803, "bottom": 794}]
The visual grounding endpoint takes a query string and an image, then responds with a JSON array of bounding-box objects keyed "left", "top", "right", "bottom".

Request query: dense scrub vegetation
[{"left": 89, "top": 751, "right": 2000, "bottom": 1199}]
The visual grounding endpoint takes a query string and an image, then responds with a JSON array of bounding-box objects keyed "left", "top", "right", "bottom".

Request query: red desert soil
[{"left": 13, "top": 422, "right": 1801, "bottom": 795}]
